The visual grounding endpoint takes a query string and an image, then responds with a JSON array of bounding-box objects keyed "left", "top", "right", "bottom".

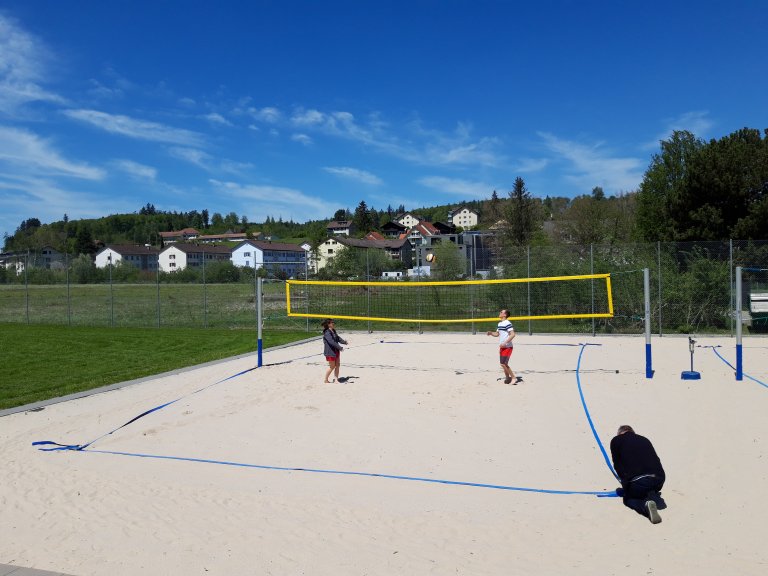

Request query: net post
[
  {"left": 257, "top": 276, "right": 263, "bottom": 368},
  {"left": 735, "top": 266, "right": 743, "bottom": 381},
  {"left": 644, "top": 268, "right": 654, "bottom": 378}
]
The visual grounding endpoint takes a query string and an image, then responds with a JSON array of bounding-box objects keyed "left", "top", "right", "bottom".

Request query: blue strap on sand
[
  {"left": 33, "top": 366, "right": 257, "bottom": 452},
  {"left": 706, "top": 345, "right": 768, "bottom": 389}
]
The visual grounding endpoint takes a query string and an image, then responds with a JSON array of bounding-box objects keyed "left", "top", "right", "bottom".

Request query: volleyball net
[{"left": 286, "top": 273, "right": 613, "bottom": 323}]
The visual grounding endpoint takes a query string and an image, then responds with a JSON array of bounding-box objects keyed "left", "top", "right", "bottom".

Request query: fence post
[
  {"left": 591, "top": 244, "right": 595, "bottom": 337},
  {"left": 729, "top": 239, "right": 734, "bottom": 336},
  {"left": 657, "top": 241, "right": 663, "bottom": 337},
  {"left": 156, "top": 255, "right": 161, "bottom": 328},
  {"left": 527, "top": 245, "right": 532, "bottom": 336},
  {"left": 25, "top": 251, "right": 29, "bottom": 325},
  {"left": 66, "top": 252, "right": 71, "bottom": 326}
]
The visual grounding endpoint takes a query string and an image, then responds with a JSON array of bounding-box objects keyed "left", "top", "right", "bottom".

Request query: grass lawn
[{"left": 0, "top": 324, "right": 313, "bottom": 410}]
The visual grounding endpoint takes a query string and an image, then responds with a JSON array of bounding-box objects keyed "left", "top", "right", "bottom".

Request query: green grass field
[{"left": 0, "top": 324, "right": 313, "bottom": 410}]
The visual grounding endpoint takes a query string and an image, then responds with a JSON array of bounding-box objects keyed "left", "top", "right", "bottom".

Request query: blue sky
[{"left": 1, "top": 1, "right": 766, "bottom": 241}]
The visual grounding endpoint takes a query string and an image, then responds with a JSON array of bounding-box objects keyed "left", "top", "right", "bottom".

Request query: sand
[{"left": 1, "top": 332, "right": 766, "bottom": 575}]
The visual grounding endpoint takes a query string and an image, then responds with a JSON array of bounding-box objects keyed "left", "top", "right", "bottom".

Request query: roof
[
  {"left": 99, "top": 244, "right": 160, "bottom": 256},
  {"left": 234, "top": 240, "right": 306, "bottom": 252},
  {"left": 159, "top": 228, "right": 200, "bottom": 237},
  {"left": 338, "top": 237, "right": 409, "bottom": 250},
  {"left": 365, "top": 231, "right": 385, "bottom": 240},
  {"left": 197, "top": 232, "right": 249, "bottom": 240},
  {"left": 409, "top": 222, "right": 439, "bottom": 236},
  {"left": 327, "top": 220, "right": 353, "bottom": 229},
  {"left": 161, "top": 243, "right": 233, "bottom": 254}
]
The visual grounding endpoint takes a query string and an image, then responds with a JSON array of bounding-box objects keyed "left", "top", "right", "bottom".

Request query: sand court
[{"left": 1, "top": 332, "right": 767, "bottom": 575}]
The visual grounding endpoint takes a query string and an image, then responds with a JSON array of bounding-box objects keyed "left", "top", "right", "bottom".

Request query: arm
[{"left": 324, "top": 330, "right": 342, "bottom": 352}]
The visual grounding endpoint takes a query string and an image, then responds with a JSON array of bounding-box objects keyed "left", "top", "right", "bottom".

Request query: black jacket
[{"left": 610, "top": 431, "right": 665, "bottom": 483}]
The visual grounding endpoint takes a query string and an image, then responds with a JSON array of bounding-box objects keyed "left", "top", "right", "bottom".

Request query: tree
[
  {"left": 352, "top": 200, "right": 374, "bottom": 234},
  {"left": 202, "top": 209, "right": 210, "bottom": 229},
  {"left": 333, "top": 209, "right": 348, "bottom": 221},
  {"left": 504, "top": 177, "right": 540, "bottom": 246},
  {"left": 431, "top": 239, "right": 465, "bottom": 280},
  {"left": 636, "top": 130, "right": 705, "bottom": 241},
  {"left": 74, "top": 225, "right": 96, "bottom": 256}
]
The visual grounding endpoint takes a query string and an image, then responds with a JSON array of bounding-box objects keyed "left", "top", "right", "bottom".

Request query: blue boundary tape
[
  {"left": 34, "top": 338, "right": 620, "bottom": 497},
  {"left": 706, "top": 345, "right": 768, "bottom": 389}
]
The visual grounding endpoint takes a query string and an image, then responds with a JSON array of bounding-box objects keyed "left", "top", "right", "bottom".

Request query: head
[
  {"left": 321, "top": 318, "right": 336, "bottom": 331},
  {"left": 617, "top": 425, "right": 634, "bottom": 436},
  {"left": 499, "top": 309, "right": 510, "bottom": 320}
]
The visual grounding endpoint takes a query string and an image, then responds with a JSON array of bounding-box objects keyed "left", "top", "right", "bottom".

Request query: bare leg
[
  {"left": 334, "top": 359, "right": 341, "bottom": 381},
  {"left": 324, "top": 361, "right": 336, "bottom": 383}
]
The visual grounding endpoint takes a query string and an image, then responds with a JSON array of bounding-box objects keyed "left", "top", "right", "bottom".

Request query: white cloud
[
  {"left": 203, "top": 112, "right": 231, "bottom": 126},
  {"left": 64, "top": 109, "right": 205, "bottom": 147},
  {"left": 249, "top": 106, "right": 281, "bottom": 123},
  {"left": 417, "top": 176, "right": 493, "bottom": 198},
  {"left": 112, "top": 159, "right": 157, "bottom": 181},
  {"left": 539, "top": 132, "right": 644, "bottom": 193},
  {"left": 291, "top": 133, "right": 313, "bottom": 146},
  {"left": 0, "top": 14, "right": 66, "bottom": 115},
  {"left": 514, "top": 158, "right": 548, "bottom": 173},
  {"left": 323, "top": 166, "right": 383, "bottom": 185},
  {"left": 644, "top": 111, "right": 714, "bottom": 150},
  {"left": 209, "top": 179, "right": 334, "bottom": 222},
  {"left": 0, "top": 125, "right": 104, "bottom": 179},
  {"left": 168, "top": 146, "right": 212, "bottom": 169}
]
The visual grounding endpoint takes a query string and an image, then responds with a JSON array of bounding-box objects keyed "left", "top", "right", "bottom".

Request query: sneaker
[
  {"left": 645, "top": 500, "right": 662, "bottom": 524},
  {"left": 515, "top": 377, "right": 524, "bottom": 384},
  {"left": 503, "top": 376, "right": 512, "bottom": 384}
]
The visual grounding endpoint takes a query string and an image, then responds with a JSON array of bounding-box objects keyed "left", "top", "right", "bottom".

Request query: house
[
  {"left": 336, "top": 236, "right": 413, "bottom": 267},
  {"left": 432, "top": 221, "right": 457, "bottom": 235},
  {"left": 231, "top": 240, "right": 307, "bottom": 278},
  {"left": 381, "top": 220, "right": 408, "bottom": 238},
  {"left": 158, "top": 228, "right": 200, "bottom": 244},
  {"left": 326, "top": 221, "right": 356, "bottom": 236},
  {"left": 158, "top": 243, "right": 232, "bottom": 272},
  {"left": 396, "top": 212, "right": 422, "bottom": 229},
  {"left": 95, "top": 245, "right": 160, "bottom": 271},
  {"left": 197, "top": 231, "right": 260, "bottom": 243},
  {"left": 316, "top": 236, "right": 346, "bottom": 271},
  {"left": 40, "top": 246, "right": 66, "bottom": 270},
  {"left": 448, "top": 206, "right": 479, "bottom": 229},
  {"left": 406, "top": 221, "right": 440, "bottom": 247}
]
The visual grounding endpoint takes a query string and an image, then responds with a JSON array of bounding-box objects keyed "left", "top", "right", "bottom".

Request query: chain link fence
[{"left": 2, "top": 240, "right": 767, "bottom": 335}]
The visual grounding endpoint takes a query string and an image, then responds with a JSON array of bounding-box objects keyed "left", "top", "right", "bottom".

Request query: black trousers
[{"left": 622, "top": 476, "right": 666, "bottom": 517}]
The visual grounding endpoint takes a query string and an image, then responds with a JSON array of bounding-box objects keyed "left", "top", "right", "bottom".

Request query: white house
[
  {"left": 231, "top": 240, "right": 307, "bottom": 278},
  {"left": 158, "top": 243, "right": 232, "bottom": 272},
  {"left": 448, "top": 206, "right": 479, "bottom": 228},
  {"left": 316, "top": 236, "right": 344, "bottom": 272},
  {"left": 95, "top": 245, "right": 160, "bottom": 270},
  {"left": 326, "top": 221, "right": 356, "bottom": 236},
  {"left": 397, "top": 212, "right": 422, "bottom": 229}
]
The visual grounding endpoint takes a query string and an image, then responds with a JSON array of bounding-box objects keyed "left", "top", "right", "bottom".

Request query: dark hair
[
  {"left": 617, "top": 425, "right": 634, "bottom": 435},
  {"left": 500, "top": 309, "right": 510, "bottom": 318},
  {"left": 321, "top": 318, "right": 335, "bottom": 330}
]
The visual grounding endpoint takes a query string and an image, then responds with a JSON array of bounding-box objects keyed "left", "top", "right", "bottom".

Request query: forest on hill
[{"left": 4, "top": 127, "right": 767, "bottom": 255}]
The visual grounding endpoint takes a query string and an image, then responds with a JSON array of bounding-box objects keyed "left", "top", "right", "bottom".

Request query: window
[
  {"left": 328, "top": 249, "right": 334, "bottom": 254},
  {"left": 169, "top": 254, "right": 176, "bottom": 260},
  {"left": 170, "top": 262, "right": 176, "bottom": 268},
  {"left": 244, "top": 252, "right": 251, "bottom": 257}
]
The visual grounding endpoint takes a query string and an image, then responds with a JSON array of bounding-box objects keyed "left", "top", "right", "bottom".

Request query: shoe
[
  {"left": 615, "top": 487, "right": 625, "bottom": 497},
  {"left": 504, "top": 376, "right": 512, "bottom": 384},
  {"left": 515, "top": 376, "right": 524, "bottom": 384},
  {"left": 645, "top": 500, "right": 662, "bottom": 524}
]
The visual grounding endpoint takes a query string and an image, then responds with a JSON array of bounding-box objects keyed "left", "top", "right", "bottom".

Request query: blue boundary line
[
  {"left": 34, "top": 338, "right": 620, "bottom": 498},
  {"left": 706, "top": 345, "right": 768, "bottom": 389},
  {"left": 575, "top": 344, "right": 620, "bottom": 481},
  {"left": 73, "top": 448, "right": 616, "bottom": 497}
]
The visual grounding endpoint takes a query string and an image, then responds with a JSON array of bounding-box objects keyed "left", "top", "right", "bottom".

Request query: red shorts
[
  {"left": 326, "top": 351, "right": 340, "bottom": 362},
  {"left": 499, "top": 347, "right": 513, "bottom": 364}
]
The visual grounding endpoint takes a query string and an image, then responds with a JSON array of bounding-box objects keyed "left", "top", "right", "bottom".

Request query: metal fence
[{"left": 2, "top": 240, "right": 768, "bottom": 336}]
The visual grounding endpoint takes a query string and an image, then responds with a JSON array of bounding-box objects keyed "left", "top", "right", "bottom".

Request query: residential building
[
  {"left": 448, "top": 206, "right": 479, "bottom": 228},
  {"left": 326, "top": 221, "right": 356, "bottom": 236},
  {"left": 197, "top": 231, "right": 260, "bottom": 243},
  {"left": 95, "top": 245, "right": 160, "bottom": 271},
  {"left": 40, "top": 246, "right": 66, "bottom": 270},
  {"left": 406, "top": 221, "right": 440, "bottom": 247},
  {"left": 158, "top": 243, "right": 232, "bottom": 272},
  {"left": 396, "top": 212, "right": 422, "bottom": 229},
  {"left": 381, "top": 220, "right": 407, "bottom": 238},
  {"left": 158, "top": 228, "right": 200, "bottom": 244},
  {"left": 315, "top": 235, "right": 413, "bottom": 271},
  {"left": 231, "top": 240, "right": 308, "bottom": 278}
]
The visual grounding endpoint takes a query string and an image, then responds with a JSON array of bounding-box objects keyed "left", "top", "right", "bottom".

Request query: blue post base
[
  {"left": 681, "top": 371, "right": 701, "bottom": 380},
  {"left": 645, "top": 343, "right": 654, "bottom": 379}
]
